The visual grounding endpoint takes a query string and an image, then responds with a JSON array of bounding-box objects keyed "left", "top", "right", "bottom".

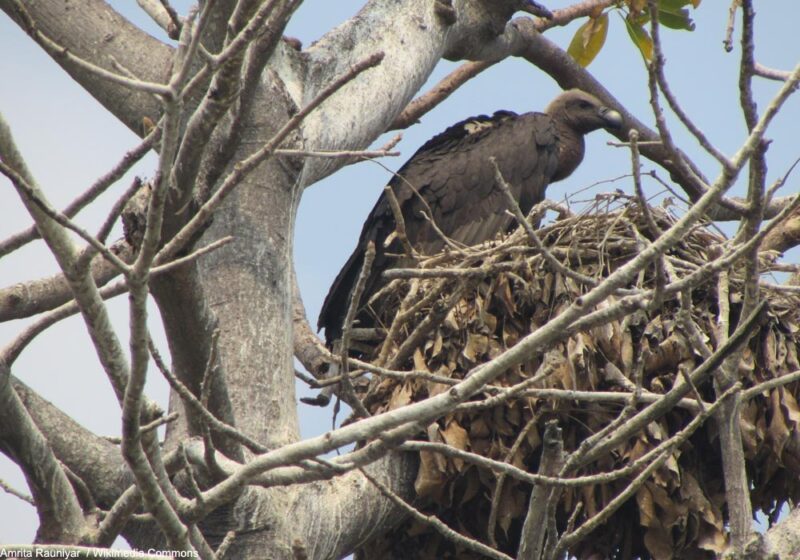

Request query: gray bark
[{"left": 0, "top": 0, "right": 521, "bottom": 556}]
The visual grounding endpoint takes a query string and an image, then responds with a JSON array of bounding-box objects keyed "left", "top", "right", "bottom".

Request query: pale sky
[{"left": 0, "top": 0, "right": 798, "bottom": 545}]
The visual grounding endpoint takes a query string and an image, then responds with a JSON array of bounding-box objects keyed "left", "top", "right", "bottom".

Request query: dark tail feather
[{"left": 317, "top": 248, "right": 365, "bottom": 344}]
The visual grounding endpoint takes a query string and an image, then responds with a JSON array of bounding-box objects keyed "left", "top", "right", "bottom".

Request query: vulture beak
[{"left": 600, "top": 106, "right": 623, "bottom": 129}]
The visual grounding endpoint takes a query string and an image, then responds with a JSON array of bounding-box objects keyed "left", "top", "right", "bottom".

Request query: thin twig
[
  {"left": 0, "top": 129, "right": 158, "bottom": 259},
  {"left": 0, "top": 161, "right": 131, "bottom": 275},
  {"left": 723, "top": 0, "right": 740, "bottom": 52},
  {"left": 488, "top": 414, "right": 539, "bottom": 548},
  {"left": 552, "top": 383, "right": 742, "bottom": 557},
  {"left": 96, "top": 484, "right": 142, "bottom": 546},
  {"left": 157, "top": 52, "right": 386, "bottom": 262},
  {"left": 0, "top": 477, "right": 35, "bottom": 506},
  {"left": 359, "top": 468, "right": 514, "bottom": 560},
  {"left": 742, "top": 369, "right": 800, "bottom": 401},
  {"left": 9, "top": 0, "right": 171, "bottom": 96},
  {"left": 647, "top": 11, "right": 734, "bottom": 169},
  {"left": 384, "top": 185, "right": 418, "bottom": 258},
  {"left": 492, "top": 158, "right": 598, "bottom": 288},
  {"left": 338, "top": 241, "right": 375, "bottom": 419},
  {"left": 753, "top": 63, "right": 792, "bottom": 82},
  {"left": 140, "top": 412, "right": 179, "bottom": 435},
  {"left": 149, "top": 339, "right": 267, "bottom": 454}
]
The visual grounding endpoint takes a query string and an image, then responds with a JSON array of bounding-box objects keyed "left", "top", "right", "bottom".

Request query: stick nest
[{"left": 353, "top": 200, "right": 800, "bottom": 560}]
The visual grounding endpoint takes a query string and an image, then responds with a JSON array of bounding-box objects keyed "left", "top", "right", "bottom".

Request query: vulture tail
[{"left": 317, "top": 248, "right": 365, "bottom": 344}]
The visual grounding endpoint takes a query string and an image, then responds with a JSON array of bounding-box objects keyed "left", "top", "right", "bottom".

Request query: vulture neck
[{"left": 552, "top": 123, "right": 586, "bottom": 182}]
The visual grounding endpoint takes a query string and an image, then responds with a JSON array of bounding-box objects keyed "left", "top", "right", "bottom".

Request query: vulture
[{"left": 318, "top": 89, "right": 623, "bottom": 344}]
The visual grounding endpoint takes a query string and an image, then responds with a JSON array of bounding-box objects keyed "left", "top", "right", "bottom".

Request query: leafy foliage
[
  {"left": 567, "top": 13, "right": 609, "bottom": 67},
  {"left": 355, "top": 200, "right": 800, "bottom": 559},
  {"left": 567, "top": 0, "right": 700, "bottom": 67}
]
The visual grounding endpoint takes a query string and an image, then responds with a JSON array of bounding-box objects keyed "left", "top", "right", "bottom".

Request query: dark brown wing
[{"left": 318, "top": 110, "right": 560, "bottom": 342}]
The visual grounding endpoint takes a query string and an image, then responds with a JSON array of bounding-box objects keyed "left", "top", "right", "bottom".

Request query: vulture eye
[{"left": 579, "top": 100, "right": 592, "bottom": 109}]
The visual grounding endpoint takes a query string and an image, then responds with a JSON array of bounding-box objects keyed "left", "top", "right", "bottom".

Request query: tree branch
[
  {"left": 1, "top": 0, "right": 170, "bottom": 133},
  {"left": 0, "top": 361, "right": 86, "bottom": 543}
]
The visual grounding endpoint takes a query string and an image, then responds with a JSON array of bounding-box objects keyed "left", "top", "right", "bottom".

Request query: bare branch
[
  {"left": 389, "top": 0, "right": 617, "bottom": 130},
  {"left": 0, "top": 360, "right": 86, "bottom": 542},
  {"left": 136, "top": 0, "right": 179, "bottom": 38},
  {"left": 0, "top": 240, "right": 133, "bottom": 322},
  {"left": 517, "top": 421, "right": 563, "bottom": 559},
  {"left": 723, "top": 0, "right": 740, "bottom": 52},
  {"left": 338, "top": 241, "right": 375, "bottom": 418},
  {"left": 8, "top": 0, "right": 171, "bottom": 96},
  {"left": 647, "top": 4, "right": 732, "bottom": 169},
  {"left": 488, "top": 414, "right": 539, "bottom": 547},
  {"left": 157, "top": 51, "right": 385, "bottom": 262},
  {"left": 0, "top": 113, "right": 132, "bottom": 399},
  {"left": 753, "top": 62, "right": 793, "bottom": 82},
  {"left": 0, "top": 130, "right": 156, "bottom": 259},
  {"left": 360, "top": 468, "right": 514, "bottom": 560},
  {"left": 390, "top": 60, "right": 493, "bottom": 130},
  {"left": 0, "top": 476, "right": 35, "bottom": 506},
  {"left": 553, "top": 383, "right": 743, "bottom": 557},
  {"left": 0, "top": 160, "right": 131, "bottom": 274},
  {"left": 95, "top": 484, "right": 142, "bottom": 547},
  {"left": 149, "top": 339, "right": 267, "bottom": 455}
]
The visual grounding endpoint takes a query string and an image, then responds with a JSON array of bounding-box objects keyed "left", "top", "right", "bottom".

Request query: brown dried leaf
[
  {"left": 415, "top": 449, "right": 448, "bottom": 500},
  {"left": 769, "top": 388, "right": 791, "bottom": 458},
  {"left": 441, "top": 420, "right": 469, "bottom": 471},
  {"left": 387, "top": 381, "right": 413, "bottom": 410},
  {"left": 462, "top": 332, "right": 489, "bottom": 362},
  {"left": 413, "top": 347, "right": 429, "bottom": 372},
  {"left": 637, "top": 485, "right": 657, "bottom": 528}
]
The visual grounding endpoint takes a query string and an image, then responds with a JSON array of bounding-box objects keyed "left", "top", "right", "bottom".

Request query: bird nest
[{"left": 352, "top": 199, "right": 800, "bottom": 560}]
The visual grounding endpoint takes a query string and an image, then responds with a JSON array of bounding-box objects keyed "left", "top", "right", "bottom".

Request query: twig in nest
[
  {"left": 628, "top": 130, "right": 667, "bottom": 307},
  {"left": 491, "top": 157, "right": 598, "bottom": 288},
  {"left": 338, "top": 242, "right": 376, "bottom": 418},
  {"left": 552, "top": 382, "right": 743, "bottom": 558},
  {"left": 384, "top": 186, "right": 417, "bottom": 258},
  {"left": 386, "top": 280, "right": 468, "bottom": 370},
  {"left": 359, "top": 468, "right": 514, "bottom": 560},
  {"left": 488, "top": 414, "right": 540, "bottom": 548},
  {"left": 419, "top": 210, "right": 469, "bottom": 255}
]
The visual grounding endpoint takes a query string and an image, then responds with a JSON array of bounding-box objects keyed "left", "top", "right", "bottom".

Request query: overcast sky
[{"left": 1, "top": 0, "right": 798, "bottom": 545}]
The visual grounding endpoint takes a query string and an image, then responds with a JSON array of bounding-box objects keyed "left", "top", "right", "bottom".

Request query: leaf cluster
[{"left": 567, "top": 0, "right": 700, "bottom": 67}]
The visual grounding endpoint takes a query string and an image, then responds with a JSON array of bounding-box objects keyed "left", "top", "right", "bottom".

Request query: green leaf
[
  {"left": 567, "top": 13, "right": 609, "bottom": 67},
  {"left": 658, "top": 5, "right": 695, "bottom": 31},
  {"left": 659, "top": 0, "right": 694, "bottom": 9},
  {"left": 623, "top": 15, "right": 654, "bottom": 62}
]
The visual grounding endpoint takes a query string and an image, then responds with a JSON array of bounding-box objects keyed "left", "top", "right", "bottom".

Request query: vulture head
[
  {"left": 546, "top": 89, "right": 622, "bottom": 181},
  {"left": 546, "top": 89, "right": 623, "bottom": 133}
]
